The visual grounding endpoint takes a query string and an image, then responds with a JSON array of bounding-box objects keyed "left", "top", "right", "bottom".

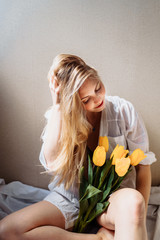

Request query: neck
[{"left": 87, "top": 111, "right": 101, "bottom": 128}]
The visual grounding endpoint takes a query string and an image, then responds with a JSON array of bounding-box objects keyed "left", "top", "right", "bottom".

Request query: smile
[{"left": 95, "top": 100, "right": 103, "bottom": 108}]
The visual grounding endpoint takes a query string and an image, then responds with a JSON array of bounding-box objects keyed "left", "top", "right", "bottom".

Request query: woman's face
[{"left": 79, "top": 78, "right": 106, "bottom": 113}]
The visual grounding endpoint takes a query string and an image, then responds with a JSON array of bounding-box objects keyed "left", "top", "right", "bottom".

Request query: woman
[{"left": 0, "top": 54, "right": 156, "bottom": 240}]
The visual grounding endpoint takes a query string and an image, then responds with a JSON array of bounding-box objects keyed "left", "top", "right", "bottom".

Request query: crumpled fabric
[
  {"left": 0, "top": 178, "right": 49, "bottom": 219},
  {"left": 147, "top": 186, "right": 160, "bottom": 240}
]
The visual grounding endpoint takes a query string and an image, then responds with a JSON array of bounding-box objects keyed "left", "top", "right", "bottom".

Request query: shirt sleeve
[
  {"left": 121, "top": 99, "right": 157, "bottom": 165},
  {"left": 39, "top": 143, "right": 50, "bottom": 171}
]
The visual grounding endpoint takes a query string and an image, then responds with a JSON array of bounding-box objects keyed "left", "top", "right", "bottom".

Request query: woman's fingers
[
  {"left": 49, "top": 79, "right": 61, "bottom": 104},
  {"left": 49, "top": 79, "right": 60, "bottom": 93},
  {"left": 55, "top": 85, "right": 60, "bottom": 94}
]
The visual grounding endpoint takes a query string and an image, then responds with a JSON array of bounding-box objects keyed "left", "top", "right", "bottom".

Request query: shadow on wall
[{"left": 0, "top": 74, "right": 50, "bottom": 189}]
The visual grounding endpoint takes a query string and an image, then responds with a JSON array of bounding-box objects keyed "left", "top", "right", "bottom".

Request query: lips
[{"left": 95, "top": 100, "right": 103, "bottom": 108}]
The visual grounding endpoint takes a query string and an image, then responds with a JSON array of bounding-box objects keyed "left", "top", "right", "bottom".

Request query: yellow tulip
[
  {"left": 93, "top": 146, "right": 106, "bottom": 167},
  {"left": 111, "top": 144, "right": 129, "bottom": 165},
  {"left": 99, "top": 136, "right": 109, "bottom": 152},
  {"left": 129, "top": 149, "right": 147, "bottom": 166},
  {"left": 115, "top": 157, "right": 131, "bottom": 177}
]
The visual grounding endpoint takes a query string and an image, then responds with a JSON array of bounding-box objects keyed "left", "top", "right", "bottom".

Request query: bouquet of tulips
[{"left": 73, "top": 136, "right": 146, "bottom": 233}]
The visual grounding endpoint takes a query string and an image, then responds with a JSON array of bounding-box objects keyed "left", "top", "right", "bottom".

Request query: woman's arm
[
  {"left": 135, "top": 164, "right": 151, "bottom": 215},
  {"left": 43, "top": 79, "right": 61, "bottom": 167},
  {"left": 43, "top": 105, "right": 61, "bottom": 166}
]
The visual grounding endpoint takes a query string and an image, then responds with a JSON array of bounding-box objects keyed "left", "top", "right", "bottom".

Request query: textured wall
[{"left": 0, "top": 0, "right": 160, "bottom": 188}]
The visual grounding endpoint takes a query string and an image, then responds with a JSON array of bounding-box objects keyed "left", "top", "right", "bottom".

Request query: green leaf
[
  {"left": 93, "top": 167, "right": 101, "bottom": 187},
  {"left": 74, "top": 200, "right": 110, "bottom": 232},
  {"left": 86, "top": 200, "right": 110, "bottom": 223},
  {"left": 83, "top": 189, "right": 103, "bottom": 222},
  {"left": 98, "top": 158, "right": 112, "bottom": 189},
  {"left": 93, "top": 165, "right": 97, "bottom": 179},
  {"left": 100, "top": 165, "right": 115, "bottom": 202},
  {"left": 79, "top": 167, "right": 89, "bottom": 199},
  {"left": 73, "top": 215, "right": 84, "bottom": 232},
  {"left": 80, "top": 184, "right": 102, "bottom": 202},
  {"left": 107, "top": 165, "right": 115, "bottom": 187},
  {"left": 88, "top": 154, "right": 93, "bottom": 185},
  {"left": 79, "top": 198, "right": 89, "bottom": 216}
]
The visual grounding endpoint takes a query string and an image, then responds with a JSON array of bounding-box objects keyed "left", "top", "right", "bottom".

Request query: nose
[{"left": 94, "top": 95, "right": 101, "bottom": 104}]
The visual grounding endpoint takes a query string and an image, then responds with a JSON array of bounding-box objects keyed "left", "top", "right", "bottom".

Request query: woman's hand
[{"left": 49, "top": 79, "right": 61, "bottom": 105}]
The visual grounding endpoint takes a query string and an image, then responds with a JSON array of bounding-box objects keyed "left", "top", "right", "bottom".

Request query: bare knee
[
  {"left": 0, "top": 219, "right": 9, "bottom": 240},
  {"left": 120, "top": 189, "right": 146, "bottom": 225},
  {"left": 0, "top": 218, "right": 20, "bottom": 240}
]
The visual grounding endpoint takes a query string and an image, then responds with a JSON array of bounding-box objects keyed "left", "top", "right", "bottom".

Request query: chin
[
  {"left": 95, "top": 107, "right": 105, "bottom": 112},
  {"left": 91, "top": 106, "right": 105, "bottom": 113},
  {"left": 94, "top": 100, "right": 105, "bottom": 112},
  {"left": 85, "top": 100, "right": 106, "bottom": 113}
]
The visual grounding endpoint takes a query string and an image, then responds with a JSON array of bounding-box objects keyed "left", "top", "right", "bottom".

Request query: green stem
[
  {"left": 73, "top": 216, "right": 81, "bottom": 232},
  {"left": 79, "top": 221, "right": 87, "bottom": 233},
  {"left": 83, "top": 203, "right": 93, "bottom": 222},
  {"left": 98, "top": 168, "right": 111, "bottom": 190},
  {"left": 111, "top": 176, "right": 120, "bottom": 189},
  {"left": 97, "top": 160, "right": 112, "bottom": 190},
  {"left": 93, "top": 167, "right": 100, "bottom": 187}
]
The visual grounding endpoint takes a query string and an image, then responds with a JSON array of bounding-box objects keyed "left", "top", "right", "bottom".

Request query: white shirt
[
  {"left": 40, "top": 95, "right": 156, "bottom": 189},
  {"left": 99, "top": 96, "right": 156, "bottom": 188}
]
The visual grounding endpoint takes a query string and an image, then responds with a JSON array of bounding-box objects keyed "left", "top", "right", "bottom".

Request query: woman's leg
[
  {"left": 97, "top": 228, "right": 114, "bottom": 240},
  {"left": 97, "top": 188, "right": 148, "bottom": 240},
  {"left": 0, "top": 200, "right": 106, "bottom": 240}
]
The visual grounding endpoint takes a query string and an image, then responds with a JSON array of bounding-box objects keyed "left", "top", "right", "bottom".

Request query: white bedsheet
[
  {"left": 0, "top": 178, "right": 49, "bottom": 219},
  {"left": 0, "top": 178, "right": 159, "bottom": 239}
]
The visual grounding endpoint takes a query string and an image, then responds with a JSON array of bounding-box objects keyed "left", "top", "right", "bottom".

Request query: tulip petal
[
  {"left": 110, "top": 144, "right": 119, "bottom": 162},
  {"left": 115, "top": 157, "right": 131, "bottom": 177},
  {"left": 111, "top": 145, "right": 129, "bottom": 165},
  {"left": 99, "top": 136, "right": 109, "bottom": 152},
  {"left": 129, "top": 149, "right": 147, "bottom": 166},
  {"left": 93, "top": 146, "right": 106, "bottom": 167}
]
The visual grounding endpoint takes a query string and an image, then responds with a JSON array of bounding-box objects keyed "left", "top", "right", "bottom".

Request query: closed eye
[
  {"left": 83, "top": 98, "right": 90, "bottom": 104},
  {"left": 95, "top": 84, "right": 101, "bottom": 92},
  {"left": 81, "top": 81, "right": 101, "bottom": 104}
]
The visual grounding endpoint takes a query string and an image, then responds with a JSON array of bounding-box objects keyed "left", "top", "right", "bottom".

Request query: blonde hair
[{"left": 45, "top": 54, "right": 101, "bottom": 189}]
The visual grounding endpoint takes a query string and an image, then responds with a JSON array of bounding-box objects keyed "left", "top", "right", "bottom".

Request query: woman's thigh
[
  {"left": 97, "top": 188, "right": 143, "bottom": 230},
  {"left": 0, "top": 200, "right": 65, "bottom": 234}
]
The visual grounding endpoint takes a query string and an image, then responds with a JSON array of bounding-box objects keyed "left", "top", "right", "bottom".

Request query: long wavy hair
[{"left": 44, "top": 54, "right": 101, "bottom": 189}]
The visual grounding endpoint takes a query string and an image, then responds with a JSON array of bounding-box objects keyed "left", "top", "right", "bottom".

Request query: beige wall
[{"left": 0, "top": 0, "right": 160, "bottom": 188}]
